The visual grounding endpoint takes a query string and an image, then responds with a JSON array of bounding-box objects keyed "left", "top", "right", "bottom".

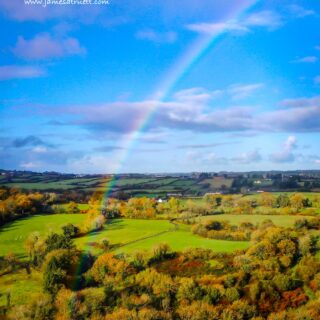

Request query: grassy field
[
  {"left": 0, "top": 215, "right": 250, "bottom": 260},
  {"left": 0, "top": 214, "right": 86, "bottom": 258},
  {"left": 197, "top": 214, "right": 315, "bottom": 227},
  {"left": 0, "top": 216, "right": 249, "bottom": 309},
  {"left": 0, "top": 270, "right": 42, "bottom": 307},
  {"left": 199, "top": 177, "right": 234, "bottom": 190},
  {"left": 112, "top": 222, "right": 249, "bottom": 255},
  {"left": 1, "top": 211, "right": 314, "bottom": 309},
  {"left": 244, "top": 192, "right": 320, "bottom": 201},
  {"left": 74, "top": 220, "right": 249, "bottom": 255}
]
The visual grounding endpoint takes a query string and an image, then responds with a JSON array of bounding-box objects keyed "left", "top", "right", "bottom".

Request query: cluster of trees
[
  {"left": 6, "top": 221, "right": 320, "bottom": 319},
  {"left": 192, "top": 219, "right": 256, "bottom": 241},
  {"left": 193, "top": 217, "right": 320, "bottom": 242},
  {"left": 0, "top": 188, "right": 51, "bottom": 225},
  {"left": 24, "top": 224, "right": 79, "bottom": 267},
  {"left": 101, "top": 192, "right": 318, "bottom": 222},
  {"left": 104, "top": 197, "right": 185, "bottom": 219},
  {"left": 204, "top": 192, "right": 317, "bottom": 216}
]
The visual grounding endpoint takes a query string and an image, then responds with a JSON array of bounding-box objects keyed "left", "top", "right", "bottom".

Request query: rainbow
[
  {"left": 99, "top": 0, "right": 260, "bottom": 200},
  {"left": 73, "top": 0, "right": 261, "bottom": 285}
]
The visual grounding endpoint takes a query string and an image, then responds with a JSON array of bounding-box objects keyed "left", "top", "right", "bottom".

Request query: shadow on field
[
  {"left": 0, "top": 216, "right": 33, "bottom": 233},
  {"left": 105, "top": 219, "right": 125, "bottom": 231}
]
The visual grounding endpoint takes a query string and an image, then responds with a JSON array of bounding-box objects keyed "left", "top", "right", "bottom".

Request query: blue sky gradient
[{"left": 0, "top": 0, "right": 319, "bottom": 173}]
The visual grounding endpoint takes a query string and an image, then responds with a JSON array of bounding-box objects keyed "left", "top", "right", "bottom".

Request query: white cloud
[
  {"left": 32, "top": 146, "right": 48, "bottom": 153},
  {"left": 70, "top": 155, "right": 120, "bottom": 174},
  {"left": 291, "top": 56, "right": 318, "bottom": 63},
  {"left": 244, "top": 10, "right": 282, "bottom": 28},
  {"left": 0, "top": 65, "right": 45, "bottom": 81},
  {"left": 279, "top": 96, "right": 320, "bottom": 108},
  {"left": 186, "top": 150, "right": 227, "bottom": 166},
  {"left": 20, "top": 161, "right": 42, "bottom": 169},
  {"left": 186, "top": 10, "right": 282, "bottom": 36},
  {"left": 233, "top": 149, "right": 262, "bottom": 164},
  {"left": 287, "top": 5, "right": 315, "bottom": 18},
  {"left": 35, "top": 90, "right": 320, "bottom": 135},
  {"left": 187, "top": 21, "right": 248, "bottom": 35},
  {"left": 270, "top": 136, "right": 297, "bottom": 163},
  {"left": 284, "top": 135, "right": 297, "bottom": 149},
  {"left": 228, "top": 83, "right": 264, "bottom": 100},
  {"left": 13, "top": 33, "right": 86, "bottom": 60}
]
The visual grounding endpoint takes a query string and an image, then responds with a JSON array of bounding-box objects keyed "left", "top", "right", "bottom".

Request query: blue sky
[{"left": 0, "top": 0, "right": 319, "bottom": 173}]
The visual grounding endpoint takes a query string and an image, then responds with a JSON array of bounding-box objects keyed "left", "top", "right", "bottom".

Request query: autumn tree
[{"left": 67, "top": 201, "right": 80, "bottom": 214}]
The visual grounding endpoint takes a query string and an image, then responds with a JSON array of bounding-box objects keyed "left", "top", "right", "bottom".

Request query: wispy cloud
[
  {"left": 291, "top": 56, "right": 318, "bottom": 63},
  {"left": 13, "top": 33, "right": 86, "bottom": 60},
  {"left": 136, "top": 29, "right": 177, "bottom": 44},
  {"left": 287, "top": 5, "right": 315, "bottom": 18},
  {"left": 232, "top": 149, "right": 262, "bottom": 164},
  {"left": 31, "top": 90, "right": 320, "bottom": 135},
  {"left": 20, "top": 161, "right": 42, "bottom": 169},
  {"left": 177, "top": 141, "right": 238, "bottom": 149},
  {"left": 186, "top": 10, "right": 282, "bottom": 36},
  {"left": 0, "top": 65, "right": 45, "bottom": 80},
  {"left": 228, "top": 83, "right": 264, "bottom": 100},
  {"left": 279, "top": 96, "right": 320, "bottom": 108}
]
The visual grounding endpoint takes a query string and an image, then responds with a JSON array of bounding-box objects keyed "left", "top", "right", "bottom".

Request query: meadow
[
  {"left": 0, "top": 214, "right": 86, "bottom": 258},
  {"left": 0, "top": 215, "right": 250, "bottom": 259},
  {"left": 0, "top": 175, "right": 199, "bottom": 196},
  {"left": 197, "top": 214, "right": 315, "bottom": 227},
  {"left": 0, "top": 215, "right": 249, "bottom": 307},
  {"left": 0, "top": 195, "right": 319, "bottom": 313}
]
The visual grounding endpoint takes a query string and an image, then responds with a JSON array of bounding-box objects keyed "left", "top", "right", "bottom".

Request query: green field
[
  {"left": 199, "top": 177, "right": 234, "bottom": 190},
  {"left": 0, "top": 214, "right": 86, "bottom": 258},
  {"left": 0, "top": 215, "right": 249, "bottom": 308},
  {"left": 0, "top": 215, "right": 250, "bottom": 260},
  {"left": 0, "top": 210, "right": 316, "bottom": 310},
  {"left": 244, "top": 192, "right": 320, "bottom": 201},
  {"left": 75, "top": 220, "right": 249, "bottom": 255},
  {"left": 0, "top": 271, "right": 42, "bottom": 307},
  {"left": 197, "top": 214, "right": 314, "bottom": 227}
]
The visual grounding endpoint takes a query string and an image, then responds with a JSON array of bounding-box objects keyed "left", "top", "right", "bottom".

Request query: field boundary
[{"left": 111, "top": 219, "right": 179, "bottom": 251}]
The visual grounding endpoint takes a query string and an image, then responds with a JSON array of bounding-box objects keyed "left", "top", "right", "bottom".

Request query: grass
[
  {"left": 75, "top": 219, "right": 250, "bottom": 255},
  {"left": 74, "top": 219, "right": 173, "bottom": 254},
  {"left": 199, "top": 177, "right": 234, "bottom": 189},
  {"left": 112, "top": 224, "right": 249, "bottom": 255},
  {"left": 244, "top": 192, "right": 320, "bottom": 201},
  {"left": 111, "top": 178, "right": 160, "bottom": 187},
  {"left": 0, "top": 270, "right": 42, "bottom": 307},
  {"left": 0, "top": 214, "right": 86, "bottom": 258},
  {"left": 0, "top": 215, "right": 250, "bottom": 260},
  {"left": 0, "top": 177, "right": 105, "bottom": 191},
  {"left": 197, "top": 214, "right": 315, "bottom": 227}
]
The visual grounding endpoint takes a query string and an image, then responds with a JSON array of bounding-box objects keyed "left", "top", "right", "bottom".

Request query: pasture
[
  {"left": 197, "top": 214, "right": 315, "bottom": 227},
  {"left": 0, "top": 209, "right": 317, "bottom": 308},
  {"left": 0, "top": 214, "right": 86, "bottom": 258},
  {"left": 0, "top": 215, "right": 250, "bottom": 260}
]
